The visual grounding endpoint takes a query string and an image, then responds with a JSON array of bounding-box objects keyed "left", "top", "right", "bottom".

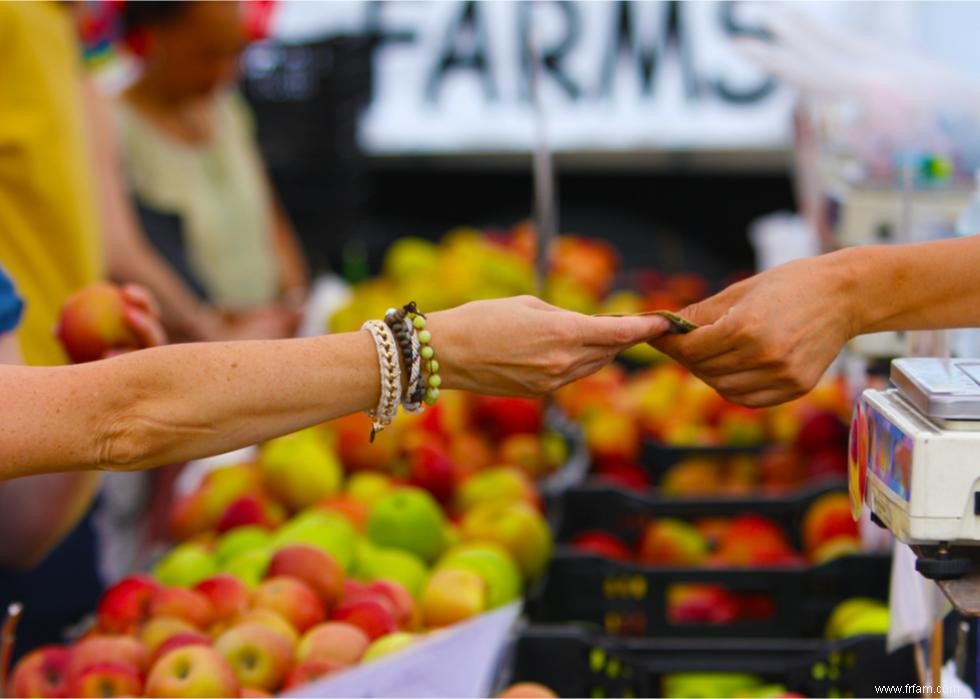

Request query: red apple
[
  {"left": 802, "top": 492, "right": 859, "bottom": 554},
  {"left": 68, "top": 635, "right": 148, "bottom": 679},
  {"left": 251, "top": 577, "right": 325, "bottom": 633},
  {"left": 594, "top": 458, "right": 650, "bottom": 491},
  {"left": 282, "top": 658, "right": 344, "bottom": 691},
  {"left": 807, "top": 449, "right": 848, "bottom": 480},
  {"left": 216, "top": 494, "right": 285, "bottom": 533},
  {"left": 232, "top": 609, "right": 299, "bottom": 645},
  {"left": 140, "top": 617, "right": 199, "bottom": 656},
  {"left": 636, "top": 519, "right": 708, "bottom": 566},
  {"left": 9, "top": 645, "right": 71, "bottom": 698},
  {"left": 150, "top": 632, "right": 211, "bottom": 666},
  {"left": 330, "top": 598, "right": 397, "bottom": 640},
  {"left": 97, "top": 575, "right": 160, "bottom": 634},
  {"left": 68, "top": 661, "right": 142, "bottom": 698},
  {"left": 362, "top": 580, "right": 420, "bottom": 630},
  {"left": 473, "top": 396, "right": 543, "bottom": 439},
  {"left": 498, "top": 682, "right": 558, "bottom": 698},
  {"left": 194, "top": 575, "right": 251, "bottom": 623},
  {"left": 240, "top": 689, "right": 273, "bottom": 698},
  {"left": 145, "top": 646, "right": 239, "bottom": 698},
  {"left": 407, "top": 443, "right": 457, "bottom": 504},
  {"left": 297, "top": 622, "right": 371, "bottom": 666},
  {"left": 668, "top": 584, "right": 739, "bottom": 625},
  {"left": 267, "top": 545, "right": 345, "bottom": 612},
  {"left": 215, "top": 624, "right": 295, "bottom": 692},
  {"left": 56, "top": 282, "right": 139, "bottom": 363},
  {"left": 571, "top": 531, "right": 632, "bottom": 561},
  {"left": 316, "top": 497, "right": 370, "bottom": 531},
  {"left": 795, "top": 411, "right": 848, "bottom": 454},
  {"left": 149, "top": 586, "right": 214, "bottom": 628},
  {"left": 716, "top": 515, "right": 792, "bottom": 566}
]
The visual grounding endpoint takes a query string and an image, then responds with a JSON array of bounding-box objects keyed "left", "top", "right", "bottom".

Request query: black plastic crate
[
  {"left": 527, "top": 551, "right": 891, "bottom": 638},
  {"left": 499, "top": 625, "right": 918, "bottom": 698}
]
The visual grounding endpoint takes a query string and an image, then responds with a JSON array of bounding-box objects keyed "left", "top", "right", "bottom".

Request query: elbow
[{"left": 95, "top": 412, "right": 159, "bottom": 472}]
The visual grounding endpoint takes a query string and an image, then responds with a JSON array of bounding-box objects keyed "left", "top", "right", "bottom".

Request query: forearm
[
  {"left": 0, "top": 331, "right": 379, "bottom": 479},
  {"left": 843, "top": 237, "right": 980, "bottom": 334}
]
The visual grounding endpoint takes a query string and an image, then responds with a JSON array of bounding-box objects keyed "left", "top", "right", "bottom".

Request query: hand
[
  {"left": 428, "top": 295, "right": 670, "bottom": 397},
  {"left": 650, "top": 254, "right": 856, "bottom": 407},
  {"left": 111, "top": 285, "right": 167, "bottom": 355}
]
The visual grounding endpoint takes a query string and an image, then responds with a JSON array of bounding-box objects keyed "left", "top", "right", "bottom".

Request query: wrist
[{"left": 824, "top": 247, "right": 868, "bottom": 340}]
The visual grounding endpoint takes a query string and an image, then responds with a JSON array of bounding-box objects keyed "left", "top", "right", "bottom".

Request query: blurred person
[
  {"left": 652, "top": 236, "right": 980, "bottom": 406},
  {"left": 114, "top": 1, "right": 309, "bottom": 328}
]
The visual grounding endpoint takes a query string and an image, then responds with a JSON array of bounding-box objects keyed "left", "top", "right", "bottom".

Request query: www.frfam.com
[{"left": 875, "top": 684, "right": 951, "bottom": 695}]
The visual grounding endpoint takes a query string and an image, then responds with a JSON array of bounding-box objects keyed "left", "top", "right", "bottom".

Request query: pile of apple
[
  {"left": 554, "top": 363, "right": 851, "bottom": 492},
  {"left": 663, "top": 673, "right": 806, "bottom": 699},
  {"left": 571, "top": 492, "right": 860, "bottom": 569}
]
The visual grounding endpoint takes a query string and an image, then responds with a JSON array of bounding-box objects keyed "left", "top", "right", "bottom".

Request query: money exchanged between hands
[{"left": 595, "top": 310, "right": 700, "bottom": 335}]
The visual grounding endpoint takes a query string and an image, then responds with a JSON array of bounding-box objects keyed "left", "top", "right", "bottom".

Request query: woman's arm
[
  {"left": 652, "top": 236, "right": 980, "bottom": 406},
  {"left": 0, "top": 297, "right": 667, "bottom": 479}
]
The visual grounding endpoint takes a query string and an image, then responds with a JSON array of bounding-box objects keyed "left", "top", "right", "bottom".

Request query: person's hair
[{"left": 121, "top": 1, "right": 192, "bottom": 35}]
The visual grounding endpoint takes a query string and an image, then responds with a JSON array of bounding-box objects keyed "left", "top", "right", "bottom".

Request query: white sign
[{"left": 272, "top": 0, "right": 794, "bottom": 154}]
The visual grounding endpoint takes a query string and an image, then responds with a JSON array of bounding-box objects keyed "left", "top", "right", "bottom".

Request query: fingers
[
  {"left": 653, "top": 309, "right": 738, "bottom": 364},
  {"left": 124, "top": 306, "right": 167, "bottom": 348},
  {"left": 582, "top": 314, "right": 671, "bottom": 347},
  {"left": 120, "top": 284, "right": 161, "bottom": 319}
]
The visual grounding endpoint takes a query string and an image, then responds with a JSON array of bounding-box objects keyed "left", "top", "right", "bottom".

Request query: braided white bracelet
[{"left": 361, "top": 320, "right": 403, "bottom": 440}]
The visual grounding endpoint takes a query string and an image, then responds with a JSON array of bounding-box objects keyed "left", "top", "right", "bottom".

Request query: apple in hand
[
  {"left": 56, "top": 282, "right": 140, "bottom": 363},
  {"left": 420, "top": 568, "right": 488, "bottom": 628},
  {"left": 97, "top": 574, "right": 160, "bottom": 633},
  {"left": 251, "top": 576, "right": 325, "bottom": 633},
  {"left": 9, "top": 645, "right": 71, "bottom": 698},
  {"left": 215, "top": 624, "right": 295, "bottom": 692},
  {"left": 267, "top": 545, "right": 345, "bottom": 612},
  {"left": 145, "top": 646, "right": 240, "bottom": 698},
  {"left": 297, "top": 622, "right": 371, "bottom": 666},
  {"left": 68, "top": 661, "right": 143, "bottom": 698}
]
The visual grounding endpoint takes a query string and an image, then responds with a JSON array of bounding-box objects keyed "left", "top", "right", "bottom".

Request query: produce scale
[{"left": 852, "top": 358, "right": 980, "bottom": 603}]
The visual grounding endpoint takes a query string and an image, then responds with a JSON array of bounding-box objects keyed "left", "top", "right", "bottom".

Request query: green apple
[
  {"left": 367, "top": 488, "right": 447, "bottom": 563},
  {"left": 354, "top": 541, "right": 429, "bottom": 597},
  {"left": 273, "top": 510, "right": 356, "bottom": 571},
  {"left": 362, "top": 632, "right": 417, "bottom": 662},
  {"left": 824, "top": 597, "right": 886, "bottom": 639},
  {"left": 437, "top": 543, "right": 522, "bottom": 608},
  {"left": 837, "top": 607, "right": 890, "bottom": 638},
  {"left": 345, "top": 472, "right": 395, "bottom": 507},
  {"left": 459, "top": 501, "right": 552, "bottom": 581},
  {"left": 215, "top": 526, "right": 272, "bottom": 566},
  {"left": 153, "top": 543, "right": 218, "bottom": 588},
  {"left": 221, "top": 548, "right": 272, "bottom": 588},
  {"left": 663, "top": 673, "right": 760, "bottom": 699},
  {"left": 259, "top": 428, "right": 343, "bottom": 511},
  {"left": 455, "top": 467, "right": 537, "bottom": 513}
]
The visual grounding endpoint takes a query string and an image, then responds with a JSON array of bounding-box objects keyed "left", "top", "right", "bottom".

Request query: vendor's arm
[
  {"left": 0, "top": 296, "right": 667, "bottom": 480},
  {"left": 652, "top": 236, "right": 980, "bottom": 407}
]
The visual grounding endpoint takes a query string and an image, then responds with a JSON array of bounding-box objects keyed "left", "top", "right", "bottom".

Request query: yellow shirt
[{"left": 0, "top": 2, "right": 103, "bottom": 366}]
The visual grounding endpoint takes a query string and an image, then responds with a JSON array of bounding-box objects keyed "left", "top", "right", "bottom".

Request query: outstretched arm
[{"left": 652, "top": 236, "right": 980, "bottom": 407}]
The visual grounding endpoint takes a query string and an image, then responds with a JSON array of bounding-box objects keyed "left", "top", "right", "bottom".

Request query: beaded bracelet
[
  {"left": 384, "top": 308, "right": 422, "bottom": 413},
  {"left": 406, "top": 307, "right": 441, "bottom": 406},
  {"left": 361, "top": 319, "right": 403, "bottom": 441}
]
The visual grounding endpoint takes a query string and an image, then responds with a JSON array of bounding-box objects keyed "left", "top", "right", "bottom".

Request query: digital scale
[{"left": 851, "top": 358, "right": 980, "bottom": 580}]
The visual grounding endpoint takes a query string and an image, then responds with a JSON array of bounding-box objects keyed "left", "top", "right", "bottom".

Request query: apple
[
  {"left": 316, "top": 496, "right": 370, "bottom": 531},
  {"left": 330, "top": 598, "right": 397, "bottom": 640},
  {"left": 662, "top": 458, "right": 723, "bottom": 497},
  {"left": 497, "top": 434, "right": 548, "bottom": 478},
  {"left": 145, "top": 646, "right": 240, "bottom": 698},
  {"left": 233, "top": 609, "right": 299, "bottom": 645},
  {"left": 367, "top": 487, "right": 448, "bottom": 563},
  {"left": 459, "top": 501, "right": 553, "bottom": 580},
  {"left": 9, "top": 645, "right": 71, "bottom": 698},
  {"left": 437, "top": 543, "right": 523, "bottom": 608},
  {"left": 194, "top": 575, "right": 251, "bottom": 622},
  {"left": 420, "top": 568, "right": 488, "bottom": 628},
  {"left": 56, "top": 282, "right": 139, "bottom": 363},
  {"left": 149, "top": 586, "right": 214, "bottom": 628},
  {"left": 345, "top": 472, "right": 395, "bottom": 508},
  {"left": 594, "top": 458, "right": 651, "bottom": 491},
  {"left": 222, "top": 548, "right": 272, "bottom": 588},
  {"left": 449, "top": 432, "right": 495, "bottom": 479},
  {"left": 251, "top": 577, "right": 325, "bottom": 633},
  {"left": 571, "top": 531, "right": 632, "bottom": 562},
  {"left": 216, "top": 494, "right": 285, "bottom": 533},
  {"left": 795, "top": 410, "right": 848, "bottom": 454},
  {"left": 583, "top": 410, "right": 640, "bottom": 461},
  {"left": 807, "top": 448, "right": 848, "bottom": 480},
  {"left": 67, "top": 661, "right": 142, "bottom": 698},
  {"left": 259, "top": 428, "right": 342, "bottom": 511},
  {"left": 637, "top": 519, "right": 708, "bottom": 566},
  {"left": 667, "top": 584, "right": 738, "bottom": 624},
  {"left": 718, "top": 406, "right": 767, "bottom": 446},
  {"left": 170, "top": 466, "right": 266, "bottom": 539},
  {"left": 68, "top": 635, "right": 148, "bottom": 679},
  {"left": 837, "top": 607, "right": 890, "bottom": 638},
  {"left": 282, "top": 658, "right": 344, "bottom": 691},
  {"left": 267, "top": 545, "right": 344, "bottom": 612},
  {"left": 758, "top": 448, "right": 806, "bottom": 490},
  {"left": 153, "top": 543, "right": 218, "bottom": 588},
  {"left": 498, "top": 682, "right": 558, "bottom": 698},
  {"left": 362, "top": 632, "right": 416, "bottom": 662},
  {"left": 360, "top": 580, "right": 420, "bottom": 630},
  {"left": 716, "top": 515, "right": 791, "bottom": 566},
  {"left": 97, "top": 574, "right": 160, "bottom": 633},
  {"left": 215, "top": 624, "right": 294, "bottom": 692},
  {"left": 150, "top": 632, "right": 212, "bottom": 666},
  {"left": 455, "top": 467, "right": 538, "bottom": 514},
  {"left": 333, "top": 412, "right": 397, "bottom": 472},
  {"left": 473, "top": 396, "right": 542, "bottom": 439},
  {"left": 663, "top": 672, "right": 761, "bottom": 699},
  {"left": 811, "top": 536, "right": 862, "bottom": 564},
  {"left": 240, "top": 689, "right": 273, "bottom": 698},
  {"left": 352, "top": 541, "right": 429, "bottom": 597},
  {"left": 140, "top": 617, "right": 199, "bottom": 655},
  {"left": 825, "top": 598, "right": 887, "bottom": 639},
  {"left": 215, "top": 526, "right": 273, "bottom": 566},
  {"left": 272, "top": 510, "right": 357, "bottom": 572},
  {"left": 407, "top": 443, "right": 457, "bottom": 504},
  {"left": 297, "top": 622, "right": 371, "bottom": 665},
  {"left": 803, "top": 492, "right": 859, "bottom": 554}
]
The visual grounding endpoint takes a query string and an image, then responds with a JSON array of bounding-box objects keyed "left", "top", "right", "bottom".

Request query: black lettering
[
  {"left": 711, "top": 1, "right": 775, "bottom": 104},
  {"left": 425, "top": 1, "right": 496, "bottom": 104},
  {"left": 518, "top": 1, "right": 582, "bottom": 102}
]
